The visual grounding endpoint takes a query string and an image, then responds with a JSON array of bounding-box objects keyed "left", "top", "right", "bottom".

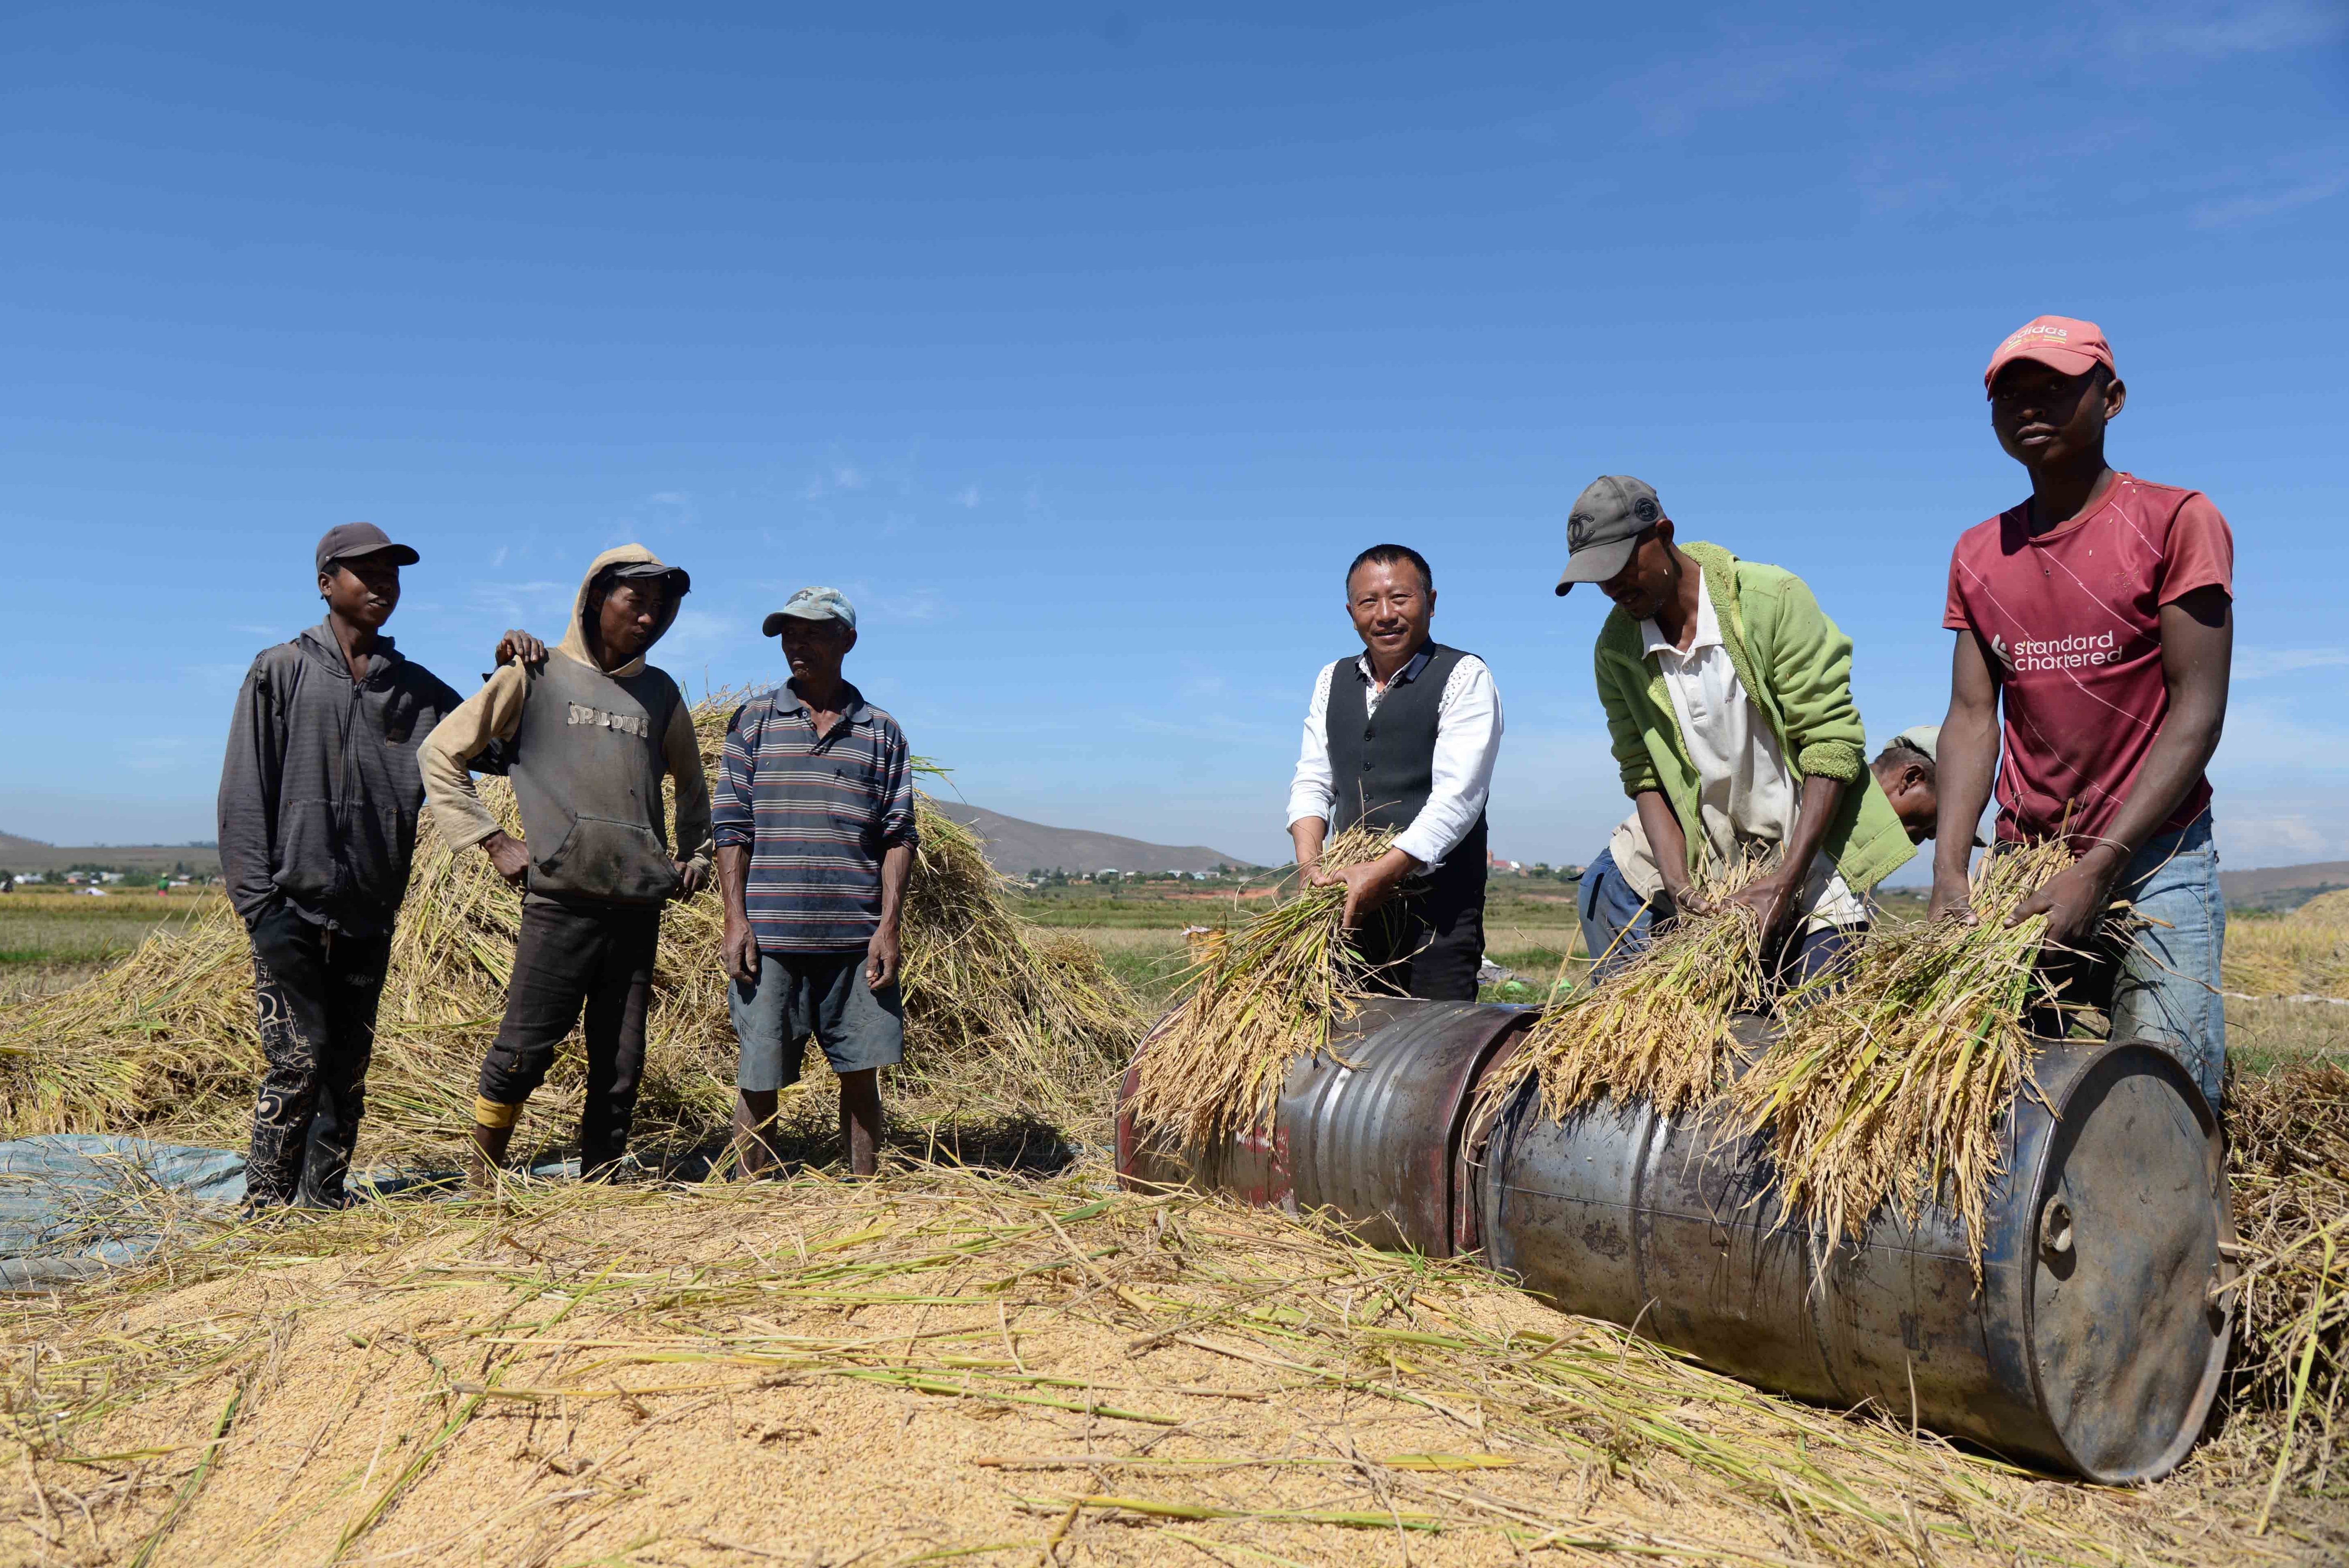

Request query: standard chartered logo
[{"left": 1996, "top": 630, "right": 2120, "bottom": 673}]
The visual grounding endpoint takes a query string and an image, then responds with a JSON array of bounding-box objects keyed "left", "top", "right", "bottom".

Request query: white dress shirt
[
  {"left": 1286, "top": 648, "right": 1504, "bottom": 870},
  {"left": 1617, "top": 571, "right": 1864, "bottom": 928}
]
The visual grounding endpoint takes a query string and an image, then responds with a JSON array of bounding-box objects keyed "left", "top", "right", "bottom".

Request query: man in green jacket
[{"left": 1554, "top": 475, "right": 1915, "bottom": 983}]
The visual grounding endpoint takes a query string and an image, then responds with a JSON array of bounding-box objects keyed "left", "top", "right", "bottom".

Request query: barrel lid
[{"left": 2024, "top": 1042, "right": 2232, "bottom": 1483}]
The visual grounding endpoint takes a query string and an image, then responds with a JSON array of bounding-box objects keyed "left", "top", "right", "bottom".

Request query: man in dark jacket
[
  {"left": 218, "top": 522, "right": 541, "bottom": 1208},
  {"left": 1285, "top": 544, "right": 1504, "bottom": 1001},
  {"left": 421, "top": 544, "right": 712, "bottom": 1186}
]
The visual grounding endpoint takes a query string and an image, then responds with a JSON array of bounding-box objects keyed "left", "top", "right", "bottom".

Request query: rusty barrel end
[
  {"left": 1115, "top": 998, "right": 1536, "bottom": 1255},
  {"left": 2017, "top": 1040, "right": 2235, "bottom": 1483}
]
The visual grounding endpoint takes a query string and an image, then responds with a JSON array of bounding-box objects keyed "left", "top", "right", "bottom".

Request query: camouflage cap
[{"left": 761, "top": 586, "right": 857, "bottom": 635}]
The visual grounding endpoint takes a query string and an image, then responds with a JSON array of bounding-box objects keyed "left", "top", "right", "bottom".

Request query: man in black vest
[{"left": 1287, "top": 544, "right": 1505, "bottom": 1001}]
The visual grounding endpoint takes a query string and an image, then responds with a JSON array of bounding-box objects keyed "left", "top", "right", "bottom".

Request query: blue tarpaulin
[
  {"left": 0, "top": 1135, "right": 249, "bottom": 1289},
  {"left": 0, "top": 1137, "right": 599, "bottom": 1290}
]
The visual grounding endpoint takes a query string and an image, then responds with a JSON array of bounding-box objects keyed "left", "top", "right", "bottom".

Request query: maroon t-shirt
[{"left": 1943, "top": 473, "right": 2233, "bottom": 847}]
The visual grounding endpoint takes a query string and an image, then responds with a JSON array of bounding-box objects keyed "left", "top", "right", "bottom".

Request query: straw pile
[
  {"left": 1482, "top": 855, "right": 1780, "bottom": 1126},
  {"left": 1123, "top": 825, "right": 1392, "bottom": 1149},
  {"left": 4, "top": 1159, "right": 2337, "bottom": 1564},
  {"left": 0, "top": 691, "right": 1136, "bottom": 1164},
  {"left": 2222, "top": 1060, "right": 2349, "bottom": 1518},
  {"left": 1732, "top": 842, "right": 2100, "bottom": 1271}
]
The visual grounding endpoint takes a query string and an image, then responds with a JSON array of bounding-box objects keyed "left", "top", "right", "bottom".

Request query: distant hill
[
  {"left": 0, "top": 832, "right": 220, "bottom": 876},
  {"left": 926, "top": 803, "right": 1256, "bottom": 878},
  {"left": 2223, "top": 860, "right": 2349, "bottom": 914}
]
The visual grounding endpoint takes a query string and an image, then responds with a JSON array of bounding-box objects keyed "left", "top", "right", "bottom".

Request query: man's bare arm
[
  {"left": 1730, "top": 774, "right": 1846, "bottom": 939},
  {"left": 718, "top": 844, "right": 757, "bottom": 984},
  {"left": 2013, "top": 586, "right": 2231, "bottom": 944},
  {"left": 866, "top": 842, "right": 914, "bottom": 990},
  {"left": 1634, "top": 789, "right": 1699, "bottom": 909},
  {"left": 1928, "top": 631, "right": 2002, "bottom": 921}
]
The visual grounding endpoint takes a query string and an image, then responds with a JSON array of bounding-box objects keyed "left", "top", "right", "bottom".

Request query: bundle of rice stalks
[
  {"left": 2221, "top": 1060, "right": 2349, "bottom": 1514},
  {"left": 1124, "top": 825, "right": 1393, "bottom": 1148},
  {"left": 1481, "top": 854, "right": 1780, "bottom": 1126},
  {"left": 1732, "top": 841, "right": 2103, "bottom": 1273},
  {"left": 0, "top": 690, "right": 1137, "bottom": 1163}
]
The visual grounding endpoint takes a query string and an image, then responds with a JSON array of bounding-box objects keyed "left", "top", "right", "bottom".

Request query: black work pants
[
  {"left": 1354, "top": 881, "right": 1485, "bottom": 1003},
  {"left": 246, "top": 903, "right": 393, "bottom": 1208},
  {"left": 478, "top": 898, "right": 660, "bottom": 1172}
]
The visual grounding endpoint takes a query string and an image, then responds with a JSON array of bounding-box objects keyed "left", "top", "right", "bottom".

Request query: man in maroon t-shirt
[{"left": 1930, "top": 315, "right": 2234, "bottom": 1108}]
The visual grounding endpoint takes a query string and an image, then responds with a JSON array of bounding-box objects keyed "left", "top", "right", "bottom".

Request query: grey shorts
[{"left": 728, "top": 950, "right": 906, "bottom": 1091}]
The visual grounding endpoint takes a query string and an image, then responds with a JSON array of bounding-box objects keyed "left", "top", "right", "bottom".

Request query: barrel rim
[{"left": 2017, "top": 1038, "right": 2235, "bottom": 1485}]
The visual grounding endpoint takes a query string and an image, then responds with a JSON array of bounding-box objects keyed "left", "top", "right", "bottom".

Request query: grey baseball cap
[
  {"left": 1553, "top": 475, "right": 1664, "bottom": 595},
  {"left": 761, "top": 585, "right": 857, "bottom": 636},
  {"left": 314, "top": 521, "right": 419, "bottom": 573}
]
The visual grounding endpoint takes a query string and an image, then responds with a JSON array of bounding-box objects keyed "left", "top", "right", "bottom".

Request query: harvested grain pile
[
  {"left": 2229, "top": 897, "right": 2349, "bottom": 1002},
  {"left": 2292, "top": 890, "right": 2349, "bottom": 928},
  {"left": 3, "top": 1161, "right": 2338, "bottom": 1566},
  {"left": 1124, "top": 826, "right": 1391, "bottom": 1147},
  {"left": 1480, "top": 856, "right": 1778, "bottom": 1127},
  {"left": 2220, "top": 1060, "right": 2349, "bottom": 1515},
  {"left": 0, "top": 692, "right": 1136, "bottom": 1165}
]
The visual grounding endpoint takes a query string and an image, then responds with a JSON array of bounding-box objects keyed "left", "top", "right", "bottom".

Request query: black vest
[{"left": 1324, "top": 643, "right": 1488, "bottom": 898}]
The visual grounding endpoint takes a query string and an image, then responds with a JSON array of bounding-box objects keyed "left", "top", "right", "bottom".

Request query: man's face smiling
[
  {"left": 1346, "top": 559, "right": 1433, "bottom": 666},
  {"left": 320, "top": 550, "right": 403, "bottom": 630}
]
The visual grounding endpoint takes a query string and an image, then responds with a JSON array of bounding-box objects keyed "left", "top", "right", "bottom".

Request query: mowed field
[{"left": 7, "top": 880, "right": 2345, "bottom": 1068}]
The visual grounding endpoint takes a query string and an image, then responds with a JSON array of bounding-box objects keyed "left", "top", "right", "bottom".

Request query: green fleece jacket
[{"left": 1594, "top": 541, "right": 1915, "bottom": 895}]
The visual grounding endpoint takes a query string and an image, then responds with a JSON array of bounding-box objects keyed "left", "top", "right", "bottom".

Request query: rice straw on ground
[
  {"left": 1124, "top": 825, "right": 1394, "bottom": 1148},
  {"left": 2, "top": 1158, "right": 2334, "bottom": 1564}
]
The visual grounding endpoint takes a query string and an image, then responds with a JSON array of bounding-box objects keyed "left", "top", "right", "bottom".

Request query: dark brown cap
[{"left": 315, "top": 522, "right": 420, "bottom": 574}]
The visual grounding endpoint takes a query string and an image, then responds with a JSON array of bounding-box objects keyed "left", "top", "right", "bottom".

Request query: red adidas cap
[{"left": 1984, "top": 316, "right": 2113, "bottom": 396}]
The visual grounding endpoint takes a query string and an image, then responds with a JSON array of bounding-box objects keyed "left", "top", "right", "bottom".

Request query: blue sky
[{"left": 6, "top": 2, "right": 2346, "bottom": 874}]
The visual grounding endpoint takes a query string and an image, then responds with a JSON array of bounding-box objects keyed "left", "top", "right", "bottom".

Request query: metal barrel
[
  {"left": 1116, "top": 997, "right": 1534, "bottom": 1256},
  {"left": 1475, "top": 1021, "right": 2238, "bottom": 1483}
]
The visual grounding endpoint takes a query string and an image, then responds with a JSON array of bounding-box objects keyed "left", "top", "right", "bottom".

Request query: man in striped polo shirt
[{"left": 715, "top": 587, "right": 917, "bottom": 1177}]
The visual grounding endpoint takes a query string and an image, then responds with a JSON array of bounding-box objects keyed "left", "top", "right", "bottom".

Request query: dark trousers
[
  {"left": 1355, "top": 882, "right": 1485, "bottom": 1003},
  {"left": 478, "top": 898, "right": 661, "bottom": 1171},
  {"left": 246, "top": 904, "right": 393, "bottom": 1208}
]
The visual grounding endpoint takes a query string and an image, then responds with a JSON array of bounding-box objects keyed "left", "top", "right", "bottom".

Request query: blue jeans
[
  {"left": 1576, "top": 847, "right": 1863, "bottom": 991},
  {"left": 2032, "top": 812, "right": 2227, "bottom": 1110}
]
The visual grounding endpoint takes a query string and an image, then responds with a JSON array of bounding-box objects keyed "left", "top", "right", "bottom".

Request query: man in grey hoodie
[
  {"left": 218, "top": 522, "right": 541, "bottom": 1209},
  {"left": 421, "top": 544, "right": 713, "bottom": 1185}
]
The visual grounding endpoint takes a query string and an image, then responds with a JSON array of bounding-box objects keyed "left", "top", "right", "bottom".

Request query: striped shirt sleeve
[
  {"left": 876, "top": 717, "right": 917, "bottom": 851},
  {"left": 712, "top": 700, "right": 759, "bottom": 851}
]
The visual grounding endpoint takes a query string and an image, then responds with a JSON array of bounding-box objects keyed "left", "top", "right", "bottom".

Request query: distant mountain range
[
  {"left": 0, "top": 831, "right": 221, "bottom": 874},
  {"left": 2, "top": 811, "right": 1262, "bottom": 881},
  {"left": 923, "top": 803, "right": 1258, "bottom": 877},
  {"left": 2220, "top": 860, "right": 2349, "bottom": 912}
]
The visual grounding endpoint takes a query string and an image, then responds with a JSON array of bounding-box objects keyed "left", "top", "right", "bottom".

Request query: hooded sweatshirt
[
  {"left": 217, "top": 623, "right": 466, "bottom": 937},
  {"left": 420, "top": 545, "right": 713, "bottom": 904}
]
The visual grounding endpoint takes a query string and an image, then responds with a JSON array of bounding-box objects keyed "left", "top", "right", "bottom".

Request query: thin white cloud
[
  {"left": 2234, "top": 647, "right": 2349, "bottom": 680},
  {"left": 1625, "top": 34, "right": 1863, "bottom": 136},
  {"left": 954, "top": 485, "right": 981, "bottom": 509},
  {"left": 2106, "top": 0, "right": 2349, "bottom": 57},
  {"left": 833, "top": 465, "right": 867, "bottom": 491},
  {"left": 2192, "top": 172, "right": 2348, "bottom": 228}
]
